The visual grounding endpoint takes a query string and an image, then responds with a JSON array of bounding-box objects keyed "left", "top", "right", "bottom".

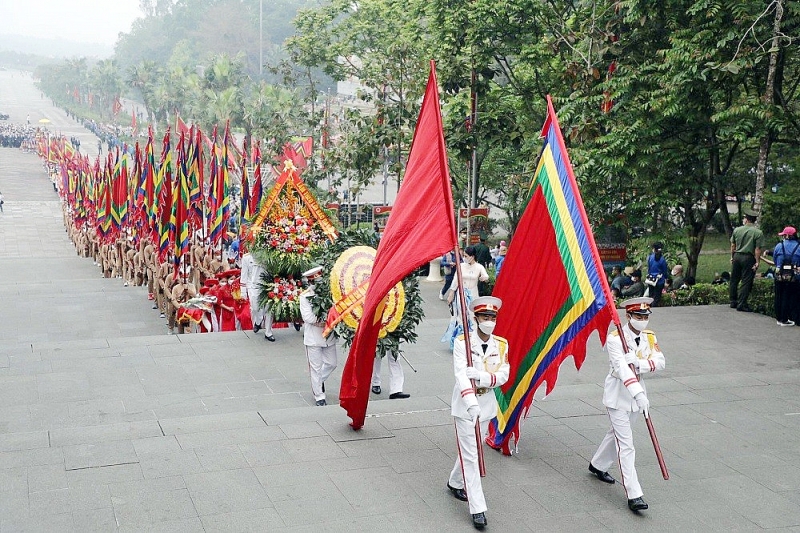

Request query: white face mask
[
  {"left": 478, "top": 320, "right": 496, "bottom": 336},
  {"left": 629, "top": 318, "right": 649, "bottom": 332}
]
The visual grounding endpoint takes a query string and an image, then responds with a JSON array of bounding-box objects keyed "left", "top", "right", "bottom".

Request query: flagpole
[{"left": 451, "top": 244, "right": 486, "bottom": 478}]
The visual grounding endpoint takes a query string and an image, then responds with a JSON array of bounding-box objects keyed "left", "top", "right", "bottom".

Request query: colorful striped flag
[{"left": 488, "top": 96, "right": 616, "bottom": 455}]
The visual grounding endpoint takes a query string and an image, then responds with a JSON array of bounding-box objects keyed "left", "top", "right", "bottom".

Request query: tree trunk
[{"left": 752, "top": 0, "right": 784, "bottom": 216}]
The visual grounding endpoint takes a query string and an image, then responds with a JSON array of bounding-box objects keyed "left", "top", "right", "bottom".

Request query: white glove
[
  {"left": 465, "top": 367, "right": 480, "bottom": 380},
  {"left": 624, "top": 351, "right": 638, "bottom": 366},
  {"left": 467, "top": 405, "right": 481, "bottom": 424},
  {"left": 634, "top": 392, "right": 650, "bottom": 418}
]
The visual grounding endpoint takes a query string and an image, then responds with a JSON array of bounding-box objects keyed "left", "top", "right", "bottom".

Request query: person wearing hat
[
  {"left": 589, "top": 297, "right": 665, "bottom": 512},
  {"left": 729, "top": 208, "right": 765, "bottom": 312},
  {"left": 299, "top": 266, "right": 338, "bottom": 406},
  {"left": 446, "top": 296, "right": 510, "bottom": 530},
  {"left": 645, "top": 242, "right": 668, "bottom": 306},
  {"left": 772, "top": 226, "right": 800, "bottom": 326}
]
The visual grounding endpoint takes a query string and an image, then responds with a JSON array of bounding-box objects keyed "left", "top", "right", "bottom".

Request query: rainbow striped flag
[{"left": 488, "top": 96, "right": 616, "bottom": 455}]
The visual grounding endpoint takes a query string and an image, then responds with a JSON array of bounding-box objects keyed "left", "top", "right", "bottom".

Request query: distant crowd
[{"left": 0, "top": 123, "right": 38, "bottom": 148}]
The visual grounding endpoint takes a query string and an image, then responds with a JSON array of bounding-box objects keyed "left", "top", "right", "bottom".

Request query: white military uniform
[
  {"left": 591, "top": 323, "right": 665, "bottom": 500},
  {"left": 240, "top": 252, "right": 273, "bottom": 336},
  {"left": 371, "top": 353, "right": 404, "bottom": 395},
  {"left": 299, "top": 284, "right": 337, "bottom": 402},
  {"left": 448, "top": 331, "right": 510, "bottom": 515}
]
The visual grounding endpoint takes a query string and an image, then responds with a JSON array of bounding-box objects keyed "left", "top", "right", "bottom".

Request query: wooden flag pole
[
  {"left": 452, "top": 244, "right": 486, "bottom": 478},
  {"left": 617, "top": 327, "right": 669, "bottom": 480}
]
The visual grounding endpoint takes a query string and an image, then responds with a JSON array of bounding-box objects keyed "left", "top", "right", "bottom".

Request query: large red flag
[{"left": 339, "top": 60, "right": 457, "bottom": 429}]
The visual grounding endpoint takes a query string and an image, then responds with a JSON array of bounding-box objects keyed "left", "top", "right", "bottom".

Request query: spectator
[
  {"left": 621, "top": 270, "right": 645, "bottom": 298},
  {"left": 670, "top": 265, "right": 685, "bottom": 290},
  {"left": 495, "top": 245, "right": 507, "bottom": 275},
  {"left": 772, "top": 226, "right": 800, "bottom": 326},
  {"left": 611, "top": 266, "right": 632, "bottom": 296},
  {"left": 440, "top": 250, "right": 457, "bottom": 301},
  {"left": 645, "top": 242, "right": 668, "bottom": 305},
  {"left": 711, "top": 271, "right": 730, "bottom": 285}
]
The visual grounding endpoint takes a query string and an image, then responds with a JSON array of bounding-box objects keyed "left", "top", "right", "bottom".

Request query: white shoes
[{"left": 777, "top": 320, "right": 795, "bottom": 327}]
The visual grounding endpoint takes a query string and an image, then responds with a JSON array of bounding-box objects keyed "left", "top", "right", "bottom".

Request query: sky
[{"left": 0, "top": 0, "right": 142, "bottom": 46}]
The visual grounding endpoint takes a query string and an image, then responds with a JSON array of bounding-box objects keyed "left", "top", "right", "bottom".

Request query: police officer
[
  {"left": 589, "top": 297, "right": 665, "bottom": 512},
  {"left": 299, "top": 266, "right": 338, "bottom": 406},
  {"left": 729, "top": 208, "right": 764, "bottom": 312},
  {"left": 446, "top": 296, "right": 510, "bottom": 530}
]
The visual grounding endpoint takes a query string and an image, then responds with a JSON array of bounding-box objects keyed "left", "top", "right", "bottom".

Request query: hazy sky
[{"left": 0, "top": 0, "right": 141, "bottom": 45}]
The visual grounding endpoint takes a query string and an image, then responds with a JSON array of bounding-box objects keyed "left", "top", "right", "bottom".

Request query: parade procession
[{"left": 2, "top": 0, "right": 800, "bottom": 530}]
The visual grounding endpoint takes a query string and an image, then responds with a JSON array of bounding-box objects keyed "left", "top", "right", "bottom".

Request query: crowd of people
[{"left": 0, "top": 123, "right": 38, "bottom": 147}]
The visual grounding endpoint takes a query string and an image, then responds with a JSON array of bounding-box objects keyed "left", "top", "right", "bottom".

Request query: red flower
[{"left": 268, "top": 291, "right": 276, "bottom": 298}]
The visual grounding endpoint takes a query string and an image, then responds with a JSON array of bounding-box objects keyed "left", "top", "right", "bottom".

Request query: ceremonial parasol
[{"left": 38, "top": 118, "right": 51, "bottom": 124}]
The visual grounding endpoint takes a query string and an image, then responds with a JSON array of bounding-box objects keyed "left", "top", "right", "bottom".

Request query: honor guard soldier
[
  {"left": 447, "top": 296, "right": 510, "bottom": 530},
  {"left": 299, "top": 266, "right": 338, "bottom": 406},
  {"left": 589, "top": 297, "right": 665, "bottom": 512}
]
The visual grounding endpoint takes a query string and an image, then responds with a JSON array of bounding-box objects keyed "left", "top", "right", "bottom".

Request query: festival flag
[
  {"left": 487, "top": 96, "right": 616, "bottom": 455},
  {"left": 209, "top": 123, "right": 231, "bottom": 244},
  {"left": 339, "top": 61, "right": 458, "bottom": 429},
  {"left": 248, "top": 140, "right": 263, "bottom": 219},
  {"left": 240, "top": 141, "right": 250, "bottom": 227},
  {"left": 157, "top": 130, "right": 174, "bottom": 258},
  {"left": 140, "top": 127, "right": 157, "bottom": 230},
  {"left": 112, "top": 97, "right": 123, "bottom": 116},
  {"left": 171, "top": 143, "right": 191, "bottom": 273}
]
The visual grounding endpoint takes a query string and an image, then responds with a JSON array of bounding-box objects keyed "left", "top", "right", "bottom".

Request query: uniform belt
[{"left": 475, "top": 387, "right": 489, "bottom": 396}]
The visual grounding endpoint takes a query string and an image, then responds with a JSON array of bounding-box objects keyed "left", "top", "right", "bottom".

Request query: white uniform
[
  {"left": 371, "top": 353, "right": 404, "bottom": 394},
  {"left": 240, "top": 253, "right": 272, "bottom": 336},
  {"left": 591, "top": 324, "right": 665, "bottom": 500},
  {"left": 448, "top": 332, "right": 510, "bottom": 515},
  {"left": 299, "top": 285, "right": 337, "bottom": 401}
]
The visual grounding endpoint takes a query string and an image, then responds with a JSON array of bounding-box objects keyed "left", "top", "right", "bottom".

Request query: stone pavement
[{"left": 3, "top": 69, "right": 800, "bottom": 532}]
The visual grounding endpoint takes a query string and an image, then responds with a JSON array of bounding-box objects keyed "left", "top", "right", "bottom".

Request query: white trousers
[
  {"left": 247, "top": 286, "right": 272, "bottom": 335},
  {"left": 591, "top": 407, "right": 643, "bottom": 499},
  {"left": 306, "top": 345, "right": 337, "bottom": 401},
  {"left": 371, "top": 354, "right": 404, "bottom": 394},
  {"left": 448, "top": 416, "right": 489, "bottom": 515}
]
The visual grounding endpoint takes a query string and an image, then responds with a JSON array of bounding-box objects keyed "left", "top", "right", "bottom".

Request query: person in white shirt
[
  {"left": 240, "top": 247, "right": 274, "bottom": 341},
  {"left": 446, "top": 296, "right": 509, "bottom": 530},
  {"left": 589, "top": 297, "right": 665, "bottom": 512},
  {"left": 299, "top": 266, "right": 337, "bottom": 406}
]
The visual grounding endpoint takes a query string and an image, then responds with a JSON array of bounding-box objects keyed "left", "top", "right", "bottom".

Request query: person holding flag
[
  {"left": 589, "top": 297, "right": 666, "bottom": 512},
  {"left": 447, "top": 296, "right": 510, "bottom": 530}
]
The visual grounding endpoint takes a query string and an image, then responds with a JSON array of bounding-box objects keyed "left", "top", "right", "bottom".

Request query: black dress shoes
[
  {"left": 315, "top": 399, "right": 326, "bottom": 406},
  {"left": 371, "top": 386, "right": 381, "bottom": 394},
  {"left": 628, "top": 497, "right": 648, "bottom": 511},
  {"left": 447, "top": 483, "right": 468, "bottom": 501},
  {"left": 265, "top": 335, "right": 276, "bottom": 342},
  {"left": 253, "top": 325, "right": 261, "bottom": 333},
  {"left": 389, "top": 392, "right": 410, "bottom": 399},
  {"left": 472, "top": 512, "right": 487, "bottom": 529},
  {"left": 737, "top": 305, "right": 753, "bottom": 312},
  {"left": 589, "top": 463, "right": 615, "bottom": 484}
]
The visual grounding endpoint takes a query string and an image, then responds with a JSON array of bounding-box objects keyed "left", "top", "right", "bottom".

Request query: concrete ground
[{"left": 3, "top": 68, "right": 800, "bottom": 532}]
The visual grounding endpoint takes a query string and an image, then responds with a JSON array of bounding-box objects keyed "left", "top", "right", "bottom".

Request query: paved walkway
[{"left": 3, "top": 68, "right": 800, "bottom": 532}]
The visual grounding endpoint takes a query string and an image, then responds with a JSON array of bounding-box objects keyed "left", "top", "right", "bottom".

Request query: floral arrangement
[
  {"left": 310, "top": 228, "right": 425, "bottom": 358},
  {"left": 253, "top": 194, "right": 326, "bottom": 275},
  {"left": 260, "top": 274, "right": 304, "bottom": 322}
]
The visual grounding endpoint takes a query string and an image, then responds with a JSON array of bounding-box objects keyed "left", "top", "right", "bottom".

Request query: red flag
[{"left": 339, "top": 60, "right": 457, "bottom": 429}]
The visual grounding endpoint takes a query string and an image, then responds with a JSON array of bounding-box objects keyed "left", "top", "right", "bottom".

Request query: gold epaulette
[
  {"left": 641, "top": 329, "right": 655, "bottom": 334},
  {"left": 456, "top": 333, "right": 466, "bottom": 341},
  {"left": 610, "top": 329, "right": 620, "bottom": 337},
  {"left": 493, "top": 335, "right": 508, "bottom": 346}
]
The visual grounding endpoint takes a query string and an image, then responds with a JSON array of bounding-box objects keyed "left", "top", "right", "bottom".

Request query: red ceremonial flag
[{"left": 339, "top": 60, "right": 458, "bottom": 429}]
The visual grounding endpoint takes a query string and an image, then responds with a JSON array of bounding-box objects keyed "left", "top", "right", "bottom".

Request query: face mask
[
  {"left": 478, "top": 320, "right": 496, "bottom": 336},
  {"left": 629, "top": 318, "right": 649, "bottom": 331}
]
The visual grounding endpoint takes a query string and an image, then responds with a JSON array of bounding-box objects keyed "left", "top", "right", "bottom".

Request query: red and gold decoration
[
  {"left": 324, "top": 246, "right": 405, "bottom": 338},
  {"left": 252, "top": 157, "right": 338, "bottom": 324}
]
